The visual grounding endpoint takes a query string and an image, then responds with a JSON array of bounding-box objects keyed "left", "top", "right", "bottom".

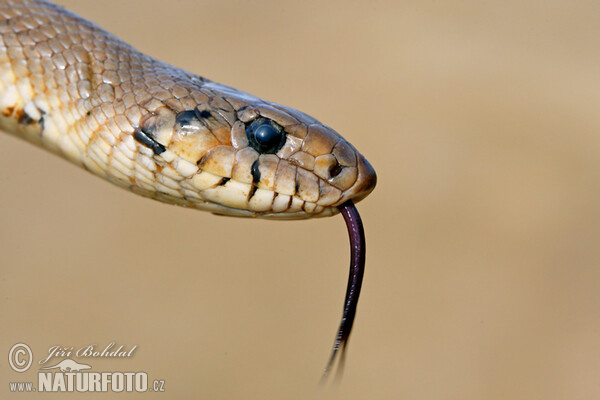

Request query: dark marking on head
[
  {"left": 19, "top": 113, "right": 34, "bottom": 125},
  {"left": 16, "top": 106, "right": 45, "bottom": 127},
  {"left": 195, "top": 109, "right": 212, "bottom": 119},
  {"left": 86, "top": 111, "right": 91, "bottom": 116},
  {"left": 176, "top": 110, "right": 198, "bottom": 127},
  {"left": 248, "top": 184, "right": 258, "bottom": 200},
  {"left": 329, "top": 161, "right": 343, "bottom": 178},
  {"left": 176, "top": 109, "right": 213, "bottom": 129},
  {"left": 218, "top": 177, "right": 230, "bottom": 186},
  {"left": 134, "top": 129, "right": 166, "bottom": 155},
  {"left": 251, "top": 159, "right": 261, "bottom": 184}
]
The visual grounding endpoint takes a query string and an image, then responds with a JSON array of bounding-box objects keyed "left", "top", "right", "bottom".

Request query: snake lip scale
[{"left": 0, "top": 0, "right": 377, "bottom": 380}]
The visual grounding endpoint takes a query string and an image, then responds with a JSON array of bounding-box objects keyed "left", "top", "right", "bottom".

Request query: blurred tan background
[{"left": 2, "top": 0, "right": 600, "bottom": 399}]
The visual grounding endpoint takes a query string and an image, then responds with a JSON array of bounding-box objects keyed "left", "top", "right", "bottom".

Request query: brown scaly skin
[{"left": 0, "top": 0, "right": 376, "bottom": 219}]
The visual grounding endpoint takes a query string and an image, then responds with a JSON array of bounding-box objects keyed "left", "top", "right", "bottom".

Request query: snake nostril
[{"left": 329, "top": 162, "right": 343, "bottom": 178}]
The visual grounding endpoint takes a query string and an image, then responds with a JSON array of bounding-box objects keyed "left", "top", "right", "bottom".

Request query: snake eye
[{"left": 245, "top": 118, "right": 286, "bottom": 154}]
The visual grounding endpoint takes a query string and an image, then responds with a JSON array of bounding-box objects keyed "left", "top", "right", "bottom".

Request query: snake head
[{"left": 135, "top": 80, "right": 376, "bottom": 219}]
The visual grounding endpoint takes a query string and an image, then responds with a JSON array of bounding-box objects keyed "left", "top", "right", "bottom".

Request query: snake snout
[{"left": 340, "top": 153, "right": 377, "bottom": 205}]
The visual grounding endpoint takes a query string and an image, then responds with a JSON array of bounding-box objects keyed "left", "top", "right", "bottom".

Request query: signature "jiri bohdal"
[{"left": 39, "top": 343, "right": 137, "bottom": 365}]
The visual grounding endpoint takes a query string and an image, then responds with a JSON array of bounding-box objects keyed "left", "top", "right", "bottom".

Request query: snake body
[
  {"left": 0, "top": 0, "right": 375, "bottom": 219},
  {"left": 1, "top": 0, "right": 377, "bottom": 378}
]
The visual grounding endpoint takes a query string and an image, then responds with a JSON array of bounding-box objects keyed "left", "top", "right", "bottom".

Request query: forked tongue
[{"left": 320, "top": 200, "right": 366, "bottom": 384}]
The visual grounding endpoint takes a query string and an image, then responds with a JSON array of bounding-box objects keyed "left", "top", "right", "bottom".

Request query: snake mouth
[
  {"left": 205, "top": 199, "right": 339, "bottom": 219},
  {"left": 320, "top": 200, "right": 366, "bottom": 383}
]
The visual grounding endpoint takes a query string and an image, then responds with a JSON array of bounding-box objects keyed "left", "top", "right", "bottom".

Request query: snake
[{"left": 0, "top": 0, "right": 377, "bottom": 380}]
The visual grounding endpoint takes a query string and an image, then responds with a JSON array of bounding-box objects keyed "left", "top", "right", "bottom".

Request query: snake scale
[{"left": 0, "top": 0, "right": 377, "bottom": 380}]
